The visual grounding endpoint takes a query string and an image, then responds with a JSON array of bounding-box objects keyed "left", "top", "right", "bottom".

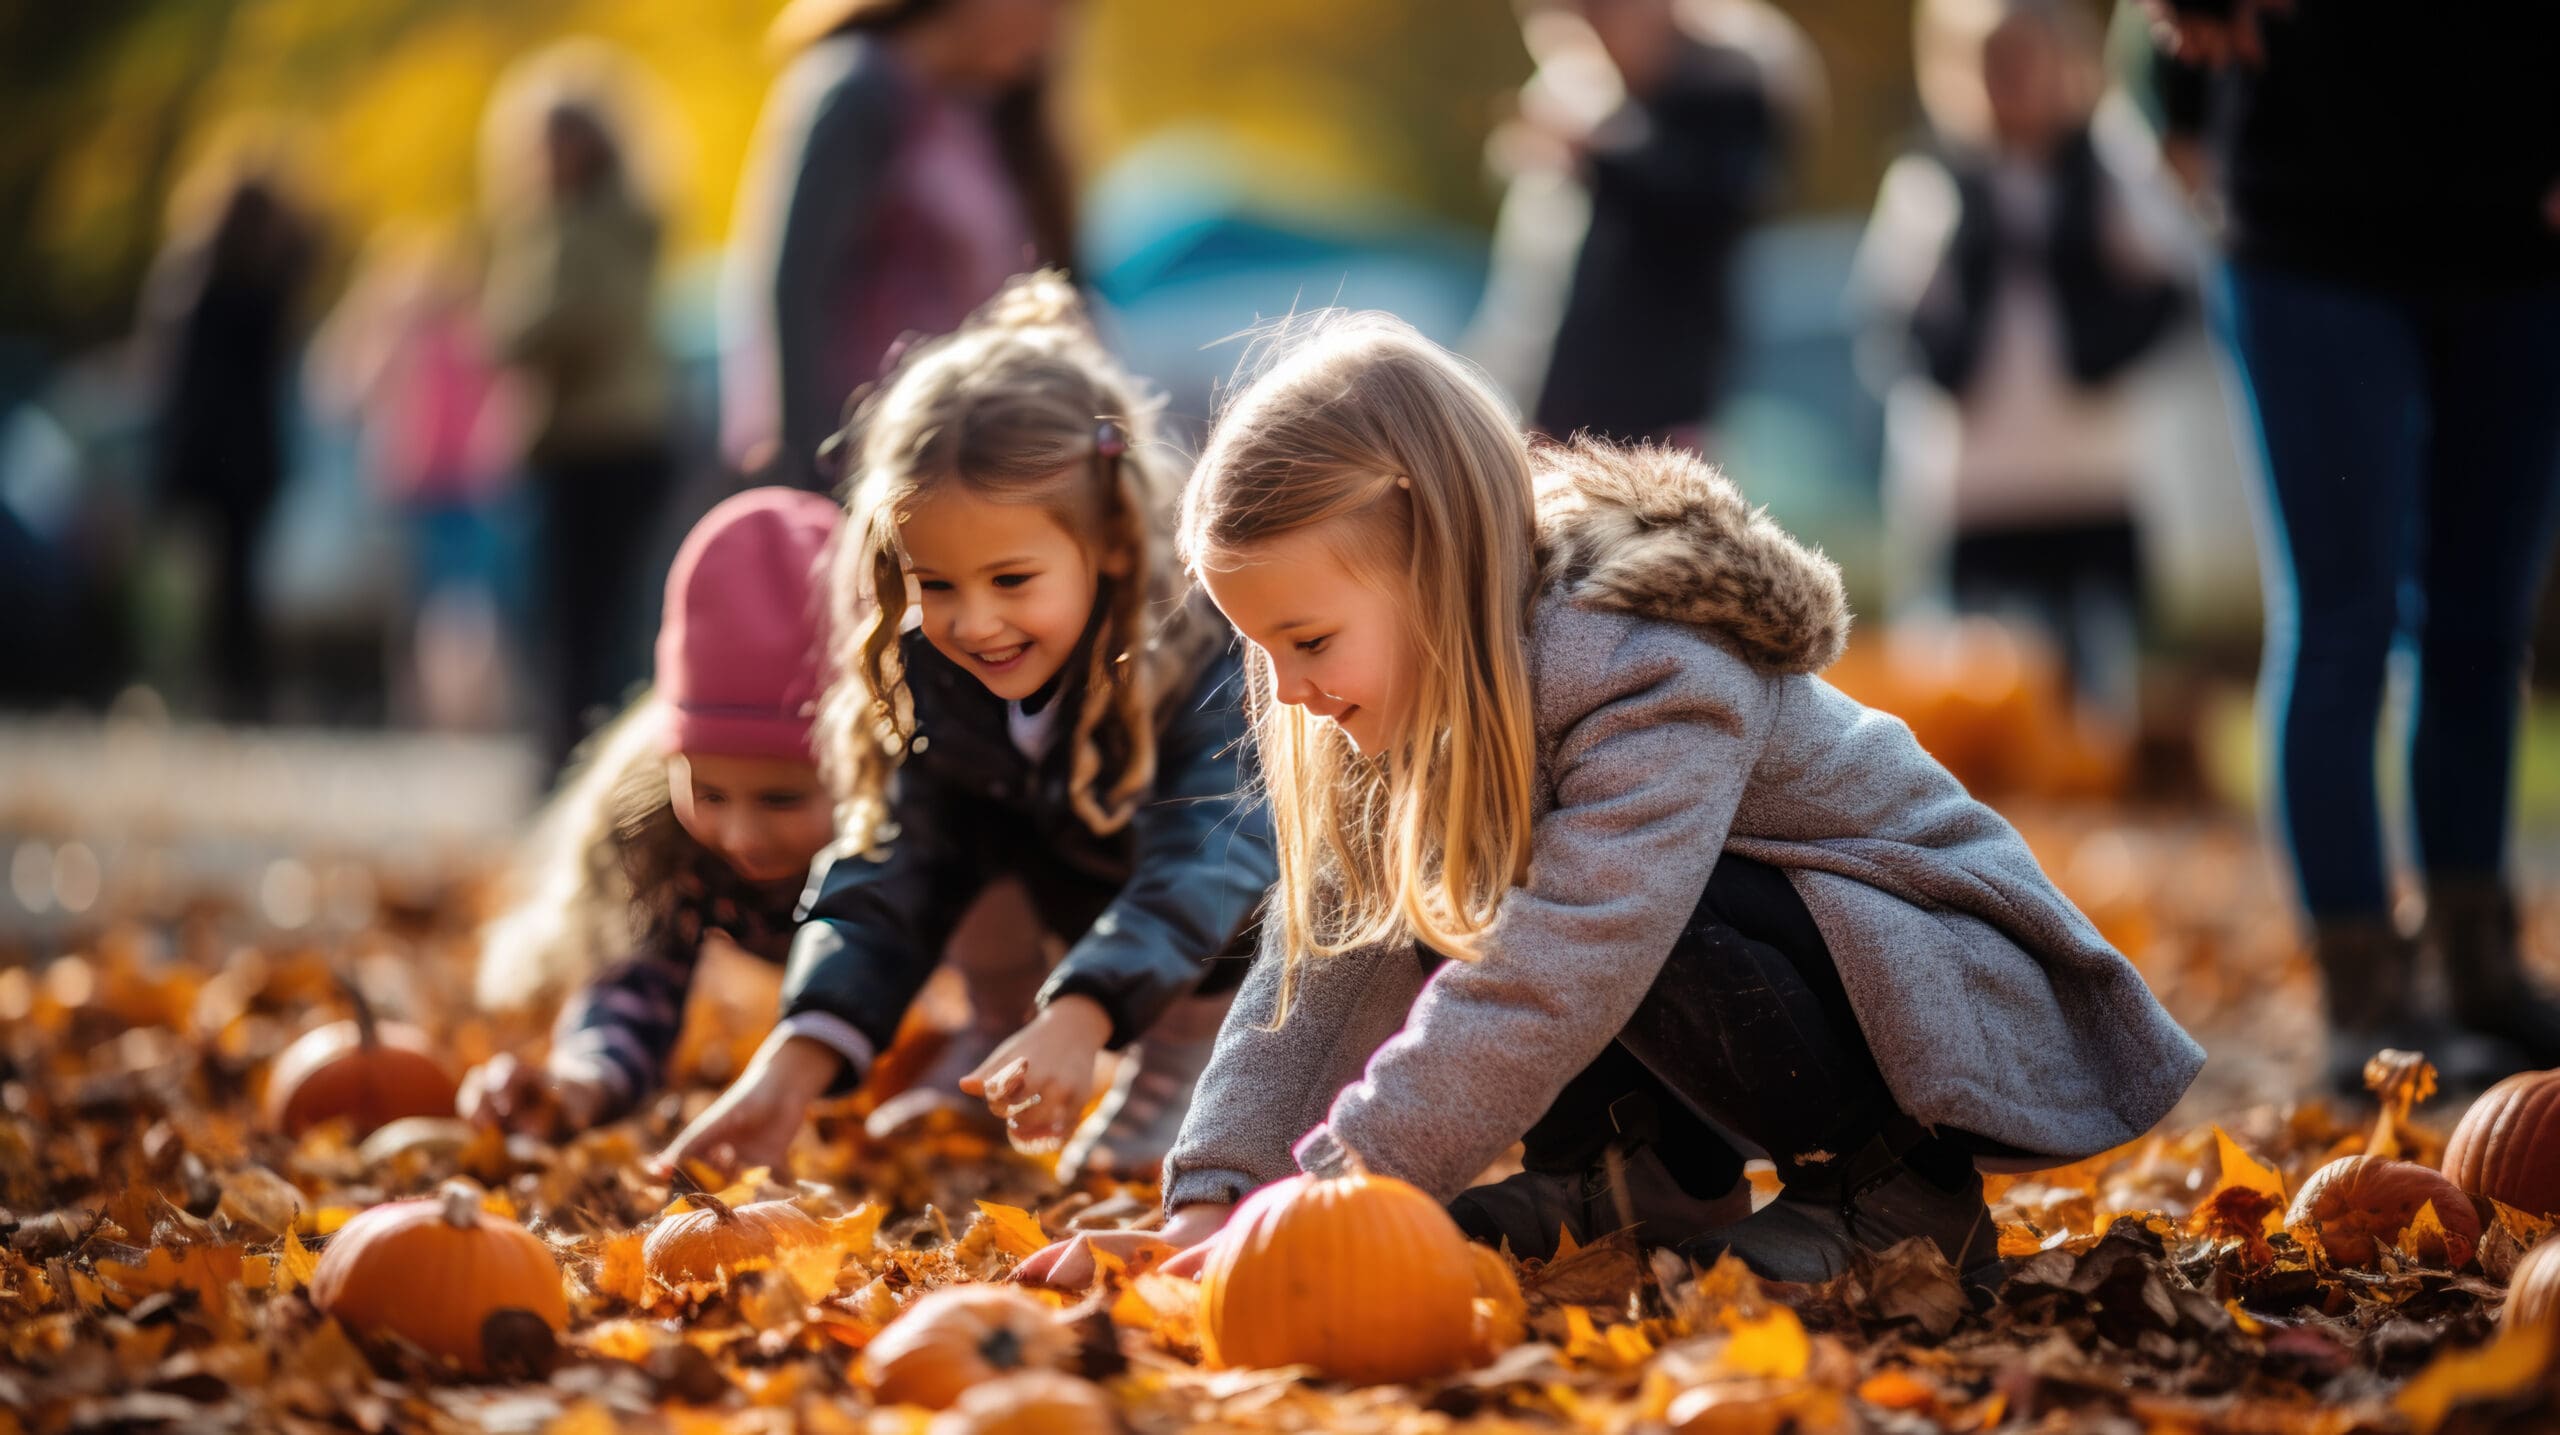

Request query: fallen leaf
[
  {"left": 2395, "top": 1318, "right": 2553, "bottom": 1434},
  {"left": 971, "top": 1201, "right": 1049, "bottom": 1261},
  {"left": 1716, "top": 1305, "right": 1810, "bottom": 1381}
]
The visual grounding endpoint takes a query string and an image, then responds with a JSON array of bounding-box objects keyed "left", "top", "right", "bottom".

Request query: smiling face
[
  {"left": 1201, "top": 523, "right": 1420, "bottom": 757},
  {"left": 898, "top": 480, "right": 1107, "bottom": 702},
  {"left": 666, "top": 752, "right": 835, "bottom": 885}
]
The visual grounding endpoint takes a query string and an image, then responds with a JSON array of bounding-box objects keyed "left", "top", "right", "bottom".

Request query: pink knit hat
[{"left": 656, "top": 487, "right": 842, "bottom": 761}]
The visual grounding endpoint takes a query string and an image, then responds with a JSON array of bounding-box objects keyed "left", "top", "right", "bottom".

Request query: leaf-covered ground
[{"left": 6, "top": 806, "right": 2560, "bottom": 1434}]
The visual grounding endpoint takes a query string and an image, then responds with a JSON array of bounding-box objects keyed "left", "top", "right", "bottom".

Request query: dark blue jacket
[{"left": 782, "top": 614, "right": 1273, "bottom": 1091}]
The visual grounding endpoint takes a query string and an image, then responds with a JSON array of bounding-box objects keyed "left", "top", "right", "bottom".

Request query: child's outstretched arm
[
  {"left": 655, "top": 776, "right": 985, "bottom": 1176},
  {"left": 1295, "top": 614, "right": 1780, "bottom": 1203},
  {"left": 464, "top": 950, "right": 691, "bottom": 1134}
]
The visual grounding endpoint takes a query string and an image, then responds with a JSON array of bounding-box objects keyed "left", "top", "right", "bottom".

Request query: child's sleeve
[
  {"left": 1036, "top": 650, "right": 1277, "bottom": 1048},
  {"left": 546, "top": 933, "right": 699, "bottom": 1121},
  {"left": 775, "top": 772, "right": 987, "bottom": 1095},
  {"left": 1160, "top": 923, "right": 1417, "bottom": 1211},
  {"left": 1292, "top": 623, "right": 1782, "bottom": 1203}
]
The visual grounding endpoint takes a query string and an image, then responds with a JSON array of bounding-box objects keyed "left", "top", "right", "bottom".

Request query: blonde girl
[
  {"left": 1021, "top": 311, "right": 2201, "bottom": 1287},
  {"left": 656, "top": 273, "right": 1273, "bottom": 1180}
]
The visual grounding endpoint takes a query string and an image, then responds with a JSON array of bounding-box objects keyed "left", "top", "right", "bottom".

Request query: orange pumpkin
[
  {"left": 309, "top": 1182, "right": 568, "bottom": 1373},
  {"left": 265, "top": 1005, "right": 459, "bottom": 1139},
  {"left": 2287, "top": 1155, "right": 2480, "bottom": 1268},
  {"left": 2446, "top": 1070, "right": 2560, "bottom": 1217},
  {"left": 859, "top": 1285, "right": 1075, "bottom": 1409},
  {"left": 642, "top": 1193, "right": 826, "bottom": 1287},
  {"left": 2503, "top": 1238, "right": 2560, "bottom": 1332},
  {"left": 924, "top": 1370, "right": 1121, "bottom": 1435},
  {"left": 1200, "top": 1168, "right": 1479, "bottom": 1384}
]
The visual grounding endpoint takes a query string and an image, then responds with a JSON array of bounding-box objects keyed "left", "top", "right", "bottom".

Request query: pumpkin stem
[
  {"left": 335, "top": 966, "right": 380, "bottom": 1049},
  {"left": 667, "top": 1160, "right": 734, "bottom": 1223},
  {"left": 438, "top": 1181, "right": 483, "bottom": 1230}
]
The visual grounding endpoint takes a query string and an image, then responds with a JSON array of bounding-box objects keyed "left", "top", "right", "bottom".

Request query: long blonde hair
[
  {"left": 821, "top": 271, "right": 1189, "bottom": 851},
  {"left": 476, "top": 697, "right": 690, "bottom": 1010},
  {"left": 1179, "top": 312, "right": 1540, "bottom": 1002}
]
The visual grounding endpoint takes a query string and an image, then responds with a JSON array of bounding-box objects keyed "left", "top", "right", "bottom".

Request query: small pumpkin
[
  {"left": 309, "top": 1181, "right": 568, "bottom": 1373},
  {"left": 265, "top": 980, "right": 458, "bottom": 1138},
  {"left": 2503, "top": 1237, "right": 2560, "bottom": 1332},
  {"left": 859, "top": 1285, "right": 1075, "bottom": 1409},
  {"left": 2287, "top": 1155, "right": 2480, "bottom": 1268},
  {"left": 643, "top": 1191, "right": 826, "bottom": 1287},
  {"left": 924, "top": 1370, "right": 1121, "bottom": 1435},
  {"left": 1200, "top": 1165, "right": 1480, "bottom": 1384},
  {"left": 2446, "top": 1069, "right": 2560, "bottom": 1218}
]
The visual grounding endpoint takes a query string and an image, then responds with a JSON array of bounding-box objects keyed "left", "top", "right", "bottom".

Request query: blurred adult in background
[
  {"left": 1479, "top": 0, "right": 1809, "bottom": 449},
  {"left": 139, "top": 155, "right": 318, "bottom": 723},
  {"left": 1855, "top": 0, "right": 2186, "bottom": 729},
  {"left": 2149, "top": 0, "right": 2560, "bottom": 1094},
  {"left": 722, "top": 0, "right": 1075, "bottom": 493},
  {"left": 482, "top": 44, "right": 676, "bottom": 772},
  {"left": 308, "top": 226, "right": 521, "bottom": 733}
]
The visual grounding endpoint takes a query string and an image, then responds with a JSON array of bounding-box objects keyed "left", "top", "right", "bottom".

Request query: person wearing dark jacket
[
  {"left": 2152, "top": 0, "right": 2560, "bottom": 1094},
  {"left": 658, "top": 274, "right": 1273, "bottom": 1182},
  {"left": 1516, "top": 0, "right": 1797, "bottom": 446},
  {"left": 721, "top": 0, "right": 1076, "bottom": 492},
  {"left": 143, "top": 163, "right": 317, "bottom": 721}
]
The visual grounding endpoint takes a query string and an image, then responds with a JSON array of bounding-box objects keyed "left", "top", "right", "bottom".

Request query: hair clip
[{"left": 1095, "top": 420, "right": 1128, "bottom": 460}]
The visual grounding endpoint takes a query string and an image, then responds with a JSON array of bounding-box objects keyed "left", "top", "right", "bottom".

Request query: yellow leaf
[
  {"left": 1554, "top": 1224, "right": 1584, "bottom": 1262},
  {"left": 826, "top": 1202, "right": 885, "bottom": 1261},
  {"left": 240, "top": 1255, "right": 272, "bottom": 1290},
  {"left": 971, "top": 1201, "right": 1050, "bottom": 1260},
  {"left": 95, "top": 1244, "right": 244, "bottom": 1306},
  {"left": 277, "top": 1229, "right": 317, "bottom": 1293},
  {"left": 2402, "top": 1199, "right": 2465, "bottom": 1268},
  {"left": 2490, "top": 1198, "right": 2556, "bottom": 1244},
  {"left": 1716, "top": 1305, "right": 1810, "bottom": 1381},
  {"left": 579, "top": 1318, "right": 663, "bottom": 1364},
  {"left": 593, "top": 1230, "right": 652, "bottom": 1307},
  {"left": 2203, "top": 1127, "right": 2287, "bottom": 1235},
  {"left": 2395, "top": 1319, "right": 2553, "bottom": 1434}
]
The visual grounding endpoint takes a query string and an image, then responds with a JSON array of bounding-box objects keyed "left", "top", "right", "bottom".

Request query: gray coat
[{"left": 1163, "top": 441, "right": 2204, "bottom": 1210}]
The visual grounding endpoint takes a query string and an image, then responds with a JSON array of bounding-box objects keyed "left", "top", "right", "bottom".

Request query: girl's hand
[
  {"left": 961, "top": 995, "right": 1112, "bottom": 1148},
  {"left": 650, "top": 1035, "right": 840, "bottom": 1180},
  {"left": 457, "top": 1053, "right": 612, "bottom": 1136},
  {"left": 1013, "top": 1200, "right": 1234, "bottom": 1290}
]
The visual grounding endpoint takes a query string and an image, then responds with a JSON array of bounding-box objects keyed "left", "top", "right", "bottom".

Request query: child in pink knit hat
[{"left": 461, "top": 487, "right": 868, "bottom": 1133}]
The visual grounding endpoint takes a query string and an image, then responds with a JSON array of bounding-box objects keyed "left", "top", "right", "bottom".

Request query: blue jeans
[{"left": 2216, "top": 262, "right": 2560, "bottom": 918}]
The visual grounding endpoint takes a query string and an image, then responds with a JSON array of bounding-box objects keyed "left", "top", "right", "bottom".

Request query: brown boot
[
  {"left": 2312, "top": 914, "right": 2522, "bottom": 1097},
  {"left": 1680, "top": 1123, "right": 2001, "bottom": 1288},
  {"left": 866, "top": 881, "right": 1051, "bottom": 1140},
  {"left": 2431, "top": 876, "right": 2560, "bottom": 1071},
  {"left": 1058, "top": 986, "right": 1232, "bottom": 1181}
]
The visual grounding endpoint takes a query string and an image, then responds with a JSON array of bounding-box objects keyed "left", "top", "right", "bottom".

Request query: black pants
[
  {"left": 535, "top": 444, "right": 672, "bottom": 772},
  {"left": 1519, "top": 853, "right": 1984, "bottom": 1199},
  {"left": 1948, "top": 514, "right": 2143, "bottom": 714}
]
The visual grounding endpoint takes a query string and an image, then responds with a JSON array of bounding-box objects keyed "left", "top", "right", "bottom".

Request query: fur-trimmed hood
[{"left": 1533, "top": 439, "right": 1850, "bottom": 675}]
